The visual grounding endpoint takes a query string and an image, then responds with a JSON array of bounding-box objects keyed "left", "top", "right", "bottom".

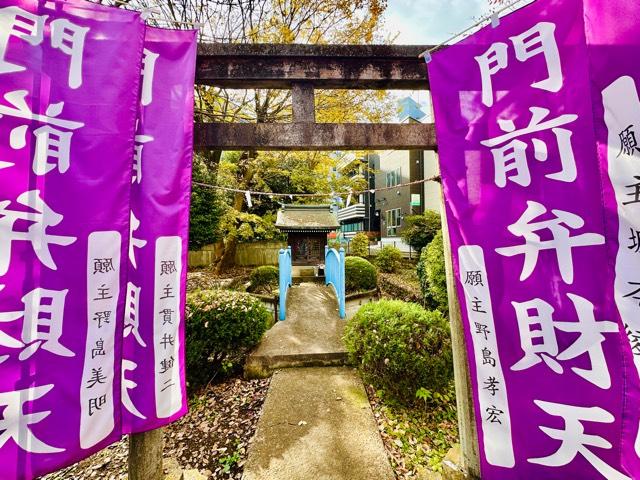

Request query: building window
[
  {"left": 385, "top": 208, "right": 402, "bottom": 236},
  {"left": 342, "top": 221, "right": 364, "bottom": 233},
  {"left": 385, "top": 168, "right": 401, "bottom": 188}
]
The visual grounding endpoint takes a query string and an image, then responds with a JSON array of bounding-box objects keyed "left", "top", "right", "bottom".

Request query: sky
[
  {"left": 381, "top": 0, "right": 533, "bottom": 116},
  {"left": 383, "top": 0, "right": 490, "bottom": 45}
]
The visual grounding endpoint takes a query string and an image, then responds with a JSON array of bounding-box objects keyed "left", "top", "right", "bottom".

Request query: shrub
[
  {"left": 349, "top": 232, "right": 370, "bottom": 258},
  {"left": 248, "top": 265, "right": 279, "bottom": 294},
  {"left": 417, "top": 230, "right": 448, "bottom": 314},
  {"left": 401, "top": 210, "right": 442, "bottom": 253},
  {"left": 378, "top": 272, "right": 422, "bottom": 303},
  {"left": 375, "top": 245, "right": 402, "bottom": 273},
  {"left": 344, "top": 300, "right": 453, "bottom": 404},
  {"left": 328, "top": 239, "right": 345, "bottom": 251},
  {"left": 185, "top": 289, "right": 271, "bottom": 387},
  {"left": 345, "top": 256, "right": 378, "bottom": 293}
]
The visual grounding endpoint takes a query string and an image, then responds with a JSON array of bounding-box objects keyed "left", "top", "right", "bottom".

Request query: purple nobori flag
[
  {"left": 122, "top": 26, "right": 196, "bottom": 433},
  {"left": 0, "top": 0, "right": 144, "bottom": 479},
  {"left": 584, "top": 0, "right": 640, "bottom": 474},
  {"left": 428, "top": 0, "right": 640, "bottom": 478}
]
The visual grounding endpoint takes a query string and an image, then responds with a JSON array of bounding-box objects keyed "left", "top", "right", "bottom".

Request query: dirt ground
[{"left": 43, "top": 377, "right": 270, "bottom": 480}]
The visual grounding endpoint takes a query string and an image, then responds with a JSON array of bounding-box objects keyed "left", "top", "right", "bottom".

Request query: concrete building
[
  {"left": 374, "top": 98, "right": 441, "bottom": 242},
  {"left": 334, "top": 153, "right": 380, "bottom": 239}
]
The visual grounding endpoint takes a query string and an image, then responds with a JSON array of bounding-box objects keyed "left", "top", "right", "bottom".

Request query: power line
[
  {"left": 192, "top": 175, "right": 441, "bottom": 199},
  {"left": 419, "top": 0, "right": 533, "bottom": 60}
]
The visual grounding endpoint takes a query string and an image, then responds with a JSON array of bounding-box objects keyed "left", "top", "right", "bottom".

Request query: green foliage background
[
  {"left": 401, "top": 211, "right": 441, "bottom": 253},
  {"left": 417, "top": 230, "right": 448, "bottom": 315}
]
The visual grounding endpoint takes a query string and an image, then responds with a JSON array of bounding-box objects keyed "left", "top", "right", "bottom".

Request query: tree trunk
[
  {"left": 214, "top": 150, "right": 257, "bottom": 273},
  {"left": 128, "top": 429, "right": 164, "bottom": 480}
]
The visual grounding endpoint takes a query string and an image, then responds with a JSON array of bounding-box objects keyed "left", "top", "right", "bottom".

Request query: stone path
[
  {"left": 242, "top": 367, "right": 395, "bottom": 480},
  {"left": 243, "top": 283, "right": 394, "bottom": 480},
  {"left": 245, "top": 283, "right": 348, "bottom": 376}
]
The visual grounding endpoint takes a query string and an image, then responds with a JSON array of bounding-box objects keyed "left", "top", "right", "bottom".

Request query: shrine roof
[{"left": 275, "top": 205, "right": 339, "bottom": 232}]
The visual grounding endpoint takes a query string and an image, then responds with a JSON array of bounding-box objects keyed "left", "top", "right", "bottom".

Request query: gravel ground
[{"left": 43, "top": 377, "right": 270, "bottom": 480}]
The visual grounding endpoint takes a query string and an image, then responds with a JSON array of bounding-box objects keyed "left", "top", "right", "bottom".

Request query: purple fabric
[
  {"left": 584, "top": 0, "right": 640, "bottom": 476},
  {"left": 429, "top": 0, "right": 640, "bottom": 478},
  {"left": 0, "top": 0, "right": 144, "bottom": 479},
  {"left": 122, "top": 27, "right": 196, "bottom": 434}
]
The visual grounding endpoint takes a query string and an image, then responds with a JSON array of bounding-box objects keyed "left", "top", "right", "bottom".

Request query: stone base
[{"left": 441, "top": 445, "right": 469, "bottom": 480}]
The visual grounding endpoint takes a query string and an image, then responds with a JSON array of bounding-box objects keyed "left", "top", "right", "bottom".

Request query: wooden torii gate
[{"left": 130, "top": 43, "right": 480, "bottom": 480}]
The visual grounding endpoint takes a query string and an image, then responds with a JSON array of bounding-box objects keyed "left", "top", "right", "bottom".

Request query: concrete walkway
[
  {"left": 245, "top": 283, "right": 348, "bottom": 376},
  {"left": 242, "top": 367, "right": 395, "bottom": 480}
]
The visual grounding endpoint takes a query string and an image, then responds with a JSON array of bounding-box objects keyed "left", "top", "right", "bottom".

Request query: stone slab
[
  {"left": 243, "top": 367, "right": 395, "bottom": 480},
  {"left": 246, "top": 283, "right": 348, "bottom": 375}
]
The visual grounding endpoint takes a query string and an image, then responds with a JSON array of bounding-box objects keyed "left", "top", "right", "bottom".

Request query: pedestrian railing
[
  {"left": 325, "top": 246, "right": 346, "bottom": 319},
  {"left": 278, "top": 246, "right": 293, "bottom": 320}
]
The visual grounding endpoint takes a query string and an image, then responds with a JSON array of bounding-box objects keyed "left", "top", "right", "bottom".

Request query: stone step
[{"left": 245, "top": 351, "right": 349, "bottom": 378}]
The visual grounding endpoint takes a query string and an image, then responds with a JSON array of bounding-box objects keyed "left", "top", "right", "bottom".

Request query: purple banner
[
  {"left": 585, "top": 0, "right": 640, "bottom": 474},
  {"left": 121, "top": 26, "right": 195, "bottom": 433},
  {"left": 429, "top": 0, "right": 640, "bottom": 478},
  {"left": 0, "top": 0, "right": 144, "bottom": 479}
]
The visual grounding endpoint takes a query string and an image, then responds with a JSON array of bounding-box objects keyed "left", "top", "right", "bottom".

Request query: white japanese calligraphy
[
  {"left": 141, "top": 49, "right": 159, "bottom": 107},
  {"left": 133, "top": 133, "right": 153, "bottom": 184},
  {"left": 0, "top": 7, "right": 45, "bottom": 75},
  {"left": 529, "top": 400, "right": 630, "bottom": 480},
  {"left": 0, "top": 90, "right": 84, "bottom": 175},
  {"left": 481, "top": 107, "right": 577, "bottom": 187},
  {"left": 496, "top": 201, "right": 604, "bottom": 284},
  {"left": 476, "top": 22, "right": 562, "bottom": 107},
  {"left": 122, "top": 359, "right": 146, "bottom": 419},
  {"left": 512, "top": 293, "right": 618, "bottom": 389},
  {"left": 0, "top": 190, "right": 77, "bottom": 276},
  {"left": 0, "top": 288, "right": 73, "bottom": 362},
  {"left": 124, "top": 282, "right": 146, "bottom": 347},
  {"left": 0, "top": 7, "right": 88, "bottom": 89},
  {"left": 128, "top": 210, "right": 147, "bottom": 269},
  {"left": 0, "top": 384, "right": 64, "bottom": 453}
]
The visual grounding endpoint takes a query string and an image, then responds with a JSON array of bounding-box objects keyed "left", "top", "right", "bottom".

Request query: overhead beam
[
  {"left": 196, "top": 43, "right": 431, "bottom": 90},
  {"left": 194, "top": 122, "right": 436, "bottom": 151}
]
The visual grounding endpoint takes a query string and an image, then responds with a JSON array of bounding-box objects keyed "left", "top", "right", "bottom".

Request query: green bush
[
  {"left": 185, "top": 289, "right": 271, "bottom": 387},
  {"left": 248, "top": 265, "right": 279, "bottom": 294},
  {"left": 417, "top": 230, "right": 448, "bottom": 314},
  {"left": 345, "top": 256, "right": 378, "bottom": 293},
  {"left": 401, "top": 210, "right": 442, "bottom": 253},
  {"left": 375, "top": 245, "right": 402, "bottom": 273},
  {"left": 344, "top": 300, "right": 453, "bottom": 404},
  {"left": 349, "top": 232, "right": 370, "bottom": 258},
  {"left": 328, "top": 239, "right": 345, "bottom": 251}
]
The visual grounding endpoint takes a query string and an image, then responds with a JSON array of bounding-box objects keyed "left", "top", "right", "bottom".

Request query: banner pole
[
  {"left": 435, "top": 151, "right": 481, "bottom": 479},
  {"left": 128, "top": 428, "right": 164, "bottom": 480}
]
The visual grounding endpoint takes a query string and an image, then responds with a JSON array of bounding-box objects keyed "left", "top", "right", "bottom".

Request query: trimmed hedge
[
  {"left": 350, "top": 232, "right": 370, "bottom": 258},
  {"left": 375, "top": 245, "right": 403, "bottom": 273},
  {"left": 345, "top": 256, "right": 378, "bottom": 293},
  {"left": 248, "top": 265, "right": 279, "bottom": 294},
  {"left": 344, "top": 300, "right": 453, "bottom": 404},
  {"left": 186, "top": 289, "right": 270, "bottom": 387}
]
